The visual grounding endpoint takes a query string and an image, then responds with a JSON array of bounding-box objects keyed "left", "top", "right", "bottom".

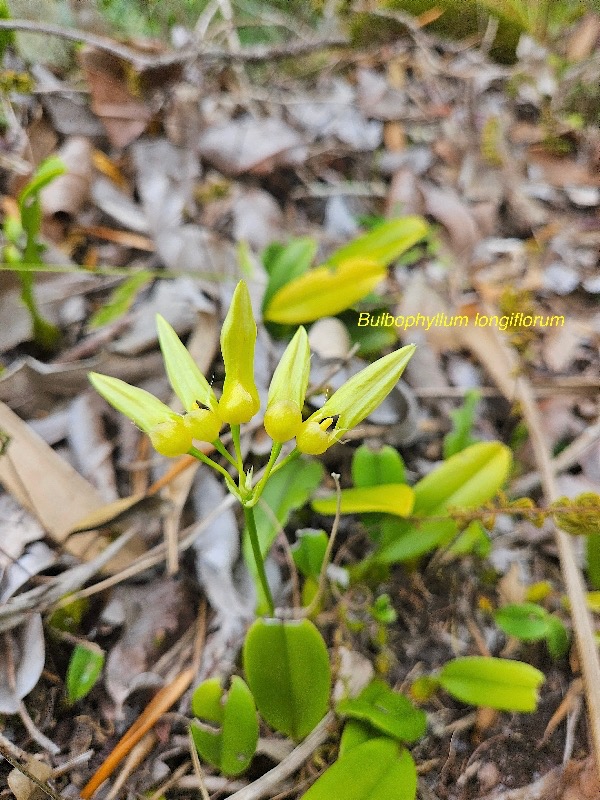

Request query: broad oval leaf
[
  {"left": 313, "top": 485, "right": 414, "bottom": 518},
  {"left": 352, "top": 444, "right": 406, "bottom": 488},
  {"left": 336, "top": 680, "right": 426, "bottom": 744},
  {"left": 264, "top": 258, "right": 386, "bottom": 324},
  {"left": 190, "top": 676, "right": 258, "bottom": 776},
  {"left": 439, "top": 656, "right": 544, "bottom": 712},
  {"left": 413, "top": 441, "right": 512, "bottom": 514},
  {"left": 372, "top": 518, "right": 457, "bottom": 565},
  {"left": 339, "top": 720, "right": 374, "bottom": 756},
  {"left": 66, "top": 644, "right": 105, "bottom": 704},
  {"left": 243, "top": 618, "right": 331, "bottom": 740},
  {"left": 326, "top": 216, "right": 428, "bottom": 268},
  {"left": 494, "top": 603, "right": 552, "bottom": 642},
  {"left": 300, "top": 738, "right": 417, "bottom": 800}
]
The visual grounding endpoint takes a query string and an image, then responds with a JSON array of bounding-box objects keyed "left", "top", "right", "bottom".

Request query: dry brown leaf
[
  {"left": 420, "top": 182, "right": 481, "bottom": 259},
  {"left": 197, "top": 117, "right": 307, "bottom": 176},
  {"left": 0, "top": 401, "right": 143, "bottom": 570},
  {"left": 0, "top": 351, "right": 165, "bottom": 416},
  {"left": 567, "top": 13, "right": 600, "bottom": 62},
  {"left": 103, "top": 578, "right": 193, "bottom": 713},
  {"left": 79, "top": 47, "right": 152, "bottom": 149}
]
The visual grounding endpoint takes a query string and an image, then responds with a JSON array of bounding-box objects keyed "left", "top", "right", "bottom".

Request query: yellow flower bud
[
  {"left": 264, "top": 400, "right": 303, "bottom": 443},
  {"left": 264, "top": 326, "right": 310, "bottom": 442},
  {"left": 149, "top": 416, "right": 193, "bottom": 457},
  {"left": 296, "top": 418, "right": 334, "bottom": 456},
  {"left": 218, "top": 281, "right": 260, "bottom": 424},
  {"left": 184, "top": 408, "right": 222, "bottom": 443}
]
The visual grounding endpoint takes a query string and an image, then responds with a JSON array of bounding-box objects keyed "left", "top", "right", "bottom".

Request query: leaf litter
[{"left": 0, "top": 4, "right": 599, "bottom": 800}]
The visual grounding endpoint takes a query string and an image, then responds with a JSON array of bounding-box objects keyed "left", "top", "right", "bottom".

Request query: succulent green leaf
[
  {"left": 156, "top": 313, "right": 219, "bottom": 414},
  {"left": 339, "top": 721, "right": 375, "bottom": 756},
  {"left": 325, "top": 216, "right": 429, "bottom": 269},
  {"left": 352, "top": 444, "right": 406, "bottom": 488},
  {"left": 494, "top": 603, "right": 553, "bottom": 642},
  {"left": 88, "top": 372, "right": 174, "bottom": 432},
  {"left": 371, "top": 442, "right": 511, "bottom": 566},
  {"left": 66, "top": 644, "right": 104, "bottom": 704},
  {"left": 190, "top": 676, "right": 258, "bottom": 776},
  {"left": 439, "top": 657, "right": 545, "bottom": 712},
  {"left": 300, "top": 738, "right": 417, "bottom": 800},
  {"left": 243, "top": 618, "right": 331, "bottom": 740},
  {"left": 413, "top": 441, "right": 512, "bottom": 514},
  {"left": 312, "top": 484, "right": 414, "bottom": 517},
  {"left": 336, "top": 680, "right": 426, "bottom": 744},
  {"left": 262, "top": 236, "right": 317, "bottom": 312},
  {"left": 546, "top": 618, "right": 570, "bottom": 659},
  {"left": 447, "top": 520, "right": 491, "bottom": 557},
  {"left": 264, "top": 258, "right": 387, "bottom": 324},
  {"left": 372, "top": 518, "right": 458, "bottom": 565},
  {"left": 89, "top": 271, "right": 153, "bottom": 329}
]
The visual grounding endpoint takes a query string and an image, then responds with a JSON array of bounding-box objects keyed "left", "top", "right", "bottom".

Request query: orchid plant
[
  {"left": 89, "top": 279, "right": 415, "bottom": 779},
  {"left": 89, "top": 280, "right": 415, "bottom": 616}
]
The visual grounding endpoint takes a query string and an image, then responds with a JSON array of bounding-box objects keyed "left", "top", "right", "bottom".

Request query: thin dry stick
[
  {"left": 148, "top": 759, "right": 191, "bottom": 800},
  {"left": 225, "top": 711, "right": 336, "bottom": 800},
  {"left": 509, "top": 417, "right": 600, "bottom": 497},
  {"left": 18, "top": 702, "right": 60, "bottom": 755},
  {"left": 516, "top": 374, "right": 600, "bottom": 778},
  {"left": 303, "top": 474, "right": 342, "bottom": 619},
  {"left": 0, "top": 748, "right": 66, "bottom": 800},
  {"left": 104, "top": 733, "right": 157, "bottom": 800},
  {"left": 188, "top": 730, "right": 211, "bottom": 800},
  {"left": 0, "top": 731, "right": 30, "bottom": 761}
]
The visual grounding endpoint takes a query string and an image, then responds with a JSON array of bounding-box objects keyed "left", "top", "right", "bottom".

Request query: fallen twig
[{"left": 0, "top": 19, "right": 348, "bottom": 71}]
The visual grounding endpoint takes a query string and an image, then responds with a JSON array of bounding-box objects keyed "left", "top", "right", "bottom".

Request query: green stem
[
  {"left": 188, "top": 445, "right": 238, "bottom": 494},
  {"left": 267, "top": 447, "right": 300, "bottom": 479},
  {"left": 231, "top": 425, "right": 245, "bottom": 476},
  {"left": 212, "top": 438, "right": 238, "bottom": 469},
  {"left": 244, "top": 504, "right": 275, "bottom": 617},
  {"left": 246, "top": 442, "right": 283, "bottom": 507}
]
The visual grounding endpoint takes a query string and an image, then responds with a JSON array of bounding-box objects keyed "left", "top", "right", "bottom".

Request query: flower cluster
[{"left": 90, "top": 281, "right": 415, "bottom": 476}]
